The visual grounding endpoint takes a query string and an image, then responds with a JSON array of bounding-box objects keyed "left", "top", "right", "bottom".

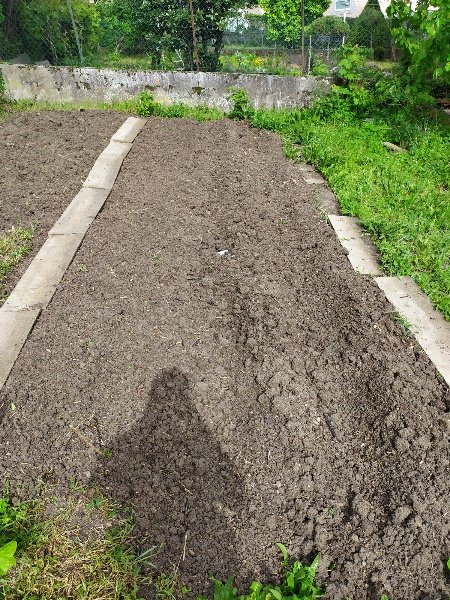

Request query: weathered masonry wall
[{"left": 0, "top": 64, "right": 330, "bottom": 110}]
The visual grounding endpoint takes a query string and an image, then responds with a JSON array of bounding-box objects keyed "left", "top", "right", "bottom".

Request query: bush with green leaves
[
  {"left": 388, "top": 0, "right": 450, "bottom": 84},
  {"left": 14, "top": 0, "right": 99, "bottom": 64},
  {"left": 306, "top": 16, "right": 350, "bottom": 37},
  {"left": 348, "top": 6, "right": 392, "bottom": 60},
  {"left": 228, "top": 87, "right": 254, "bottom": 120}
]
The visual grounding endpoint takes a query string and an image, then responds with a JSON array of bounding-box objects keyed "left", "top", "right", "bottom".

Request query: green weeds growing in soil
[
  {"left": 2, "top": 485, "right": 447, "bottom": 599},
  {"left": 136, "top": 91, "right": 223, "bottom": 121},
  {"left": 198, "top": 544, "right": 322, "bottom": 600},
  {"left": 0, "top": 488, "right": 156, "bottom": 599},
  {"left": 0, "top": 225, "right": 35, "bottom": 300}
]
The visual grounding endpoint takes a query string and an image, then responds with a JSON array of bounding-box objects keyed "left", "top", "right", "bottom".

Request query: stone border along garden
[
  {"left": 0, "top": 103, "right": 449, "bottom": 393},
  {"left": 0, "top": 99, "right": 449, "bottom": 599},
  {"left": 0, "top": 117, "right": 147, "bottom": 389}
]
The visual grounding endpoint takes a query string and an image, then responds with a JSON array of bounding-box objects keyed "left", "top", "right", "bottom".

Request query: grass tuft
[
  {"left": 0, "top": 489, "right": 155, "bottom": 600},
  {"left": 0, "top": 226, "right": 35, "bottom": 300}
]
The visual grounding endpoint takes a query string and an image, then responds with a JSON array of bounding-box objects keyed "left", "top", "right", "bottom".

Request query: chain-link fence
[
  {"left": 222, "top": 31, "right": 346, "bottom": 76},
  {"left": 0, "top": 0, "right": 393, "bottom": 75}
]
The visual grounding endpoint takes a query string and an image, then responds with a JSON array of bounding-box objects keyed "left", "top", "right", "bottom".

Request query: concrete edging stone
[{"left": 0, "top": 117, "right": 147, "bottom": 390}]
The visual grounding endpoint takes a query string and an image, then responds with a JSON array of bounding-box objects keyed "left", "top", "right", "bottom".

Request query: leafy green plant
[
  {"left": 0, "top": 542, "right": 17, "bottom": 577},
  {"left": 0, "top": 489, "right": 155, "bottom": 600},
  {"left": 388, "top": 0, "right": 450, "bottom": 83},
  {"left": 229, "top": 87, "right": 254, "bottom": 120},
  {"left": 348, "top": 1, "right": 392, "bottom": 60},
  {"left": 311, "top": 61, "right": 329, "bottom": 77},
  {"left": 306, "top": 15, "right": 350, "bottom": 37},
  {"left": 0, "top": 225, "right": 35, "bottom": 299},
  {"left": 137, "top": 90, "right": 159, "bottom": 117},
  {"left": 199, "top": 544, "right": 322, "bottom": 600}
]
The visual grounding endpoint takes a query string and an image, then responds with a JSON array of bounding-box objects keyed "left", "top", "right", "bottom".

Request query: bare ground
[
  {"left": 0, "top": 110, "right": 125, "bottom": 296},
  {"left": 0, "top": 116, "right": 449, "bottom": 599}
]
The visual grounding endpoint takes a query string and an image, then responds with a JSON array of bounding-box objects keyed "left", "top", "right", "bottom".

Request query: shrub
[
  {"left": 348, "top": 5, "right": 392, "bottom": 59},
  {"left": 228, "top": 87, "right": 254, "bottom": 120},
  {"left": 306, "top": 16, "right": 350, "bottom": 37}
]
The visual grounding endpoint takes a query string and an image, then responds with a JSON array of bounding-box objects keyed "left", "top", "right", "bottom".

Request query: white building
[{"left": 324, "top": 0, "right": 391, "bottom": 18}]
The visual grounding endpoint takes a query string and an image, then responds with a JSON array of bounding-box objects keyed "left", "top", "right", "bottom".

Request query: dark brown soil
[
  {"left": 0, "top": 110, "right": 126, "bottom": 295},
  {"left": 1, "top": 118, "right": 449, "bottom": 600}
]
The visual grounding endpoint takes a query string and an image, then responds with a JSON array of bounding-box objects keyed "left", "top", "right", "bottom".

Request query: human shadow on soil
[{"left": 92, "top": 367, "right": 246, "bottom": 596}]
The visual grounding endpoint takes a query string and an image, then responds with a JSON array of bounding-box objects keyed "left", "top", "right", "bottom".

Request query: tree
[
  {"left": 0, "top": 0, "right": 99, "bottom": 62},
  {"left": 259, "top": 0, "right": 330, "bottom": 44},
  {"left": 97, "top": 0, "right": 246, "bottom": 71},
  {"left": 306, "top": 15, "right": 350, "bottom": 37},
  {"left": 348, "top": 1, "right": 391, "bottom": 59},
  {"left": 387, "top": 0, "right": 450, "bottom": 83},
  {"left": 16, "top": 0, "right": 99, "bottom": 63}
]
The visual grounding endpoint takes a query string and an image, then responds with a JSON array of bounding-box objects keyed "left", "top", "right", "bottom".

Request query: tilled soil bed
[
  {"left": 1, "top": 118, "right": 449, "bottom": 600},
  {"left": 0, "top": 110, "right": 126, "bottom": 296}
]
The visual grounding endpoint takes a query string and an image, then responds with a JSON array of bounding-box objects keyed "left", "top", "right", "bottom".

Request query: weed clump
[
  {"left": 0, "top": 225, "right": 35, "bottom": 300},
  {"left": 0, "top": 488, "right": 155, "bottom": 599}
]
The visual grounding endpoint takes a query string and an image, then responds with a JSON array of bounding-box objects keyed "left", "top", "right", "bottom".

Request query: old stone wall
[{"left": 0, "top": 64, "right": 330, "bottom": 110}]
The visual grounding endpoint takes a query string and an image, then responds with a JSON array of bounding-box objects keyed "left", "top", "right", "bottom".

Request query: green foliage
[
  {"left": 135, "top": 91, "right": 224, "bottom": 120},
  {"left": 136, "top": 90, "right": 159, "bottom": 116},
  {"left": 15, "top": 0, "right": 99, "bottom": 64},
  {"left": 311, "top": 61, "right": 329, "bottom": 77},
  {"left": 310, "top": 45, "right": 434, "bottom": 119},
  {"left": 348, "top": 5, "right": 392, "bottom": 60},
  {"left": 0, "top": 489, "right": 154, "bottom": 599},
  {"left": 228, "top": 87, "right": 254, "bottom": 120},
  {"left": 220, "top": 51, "right": 300, "bottom": 75},
  {"left": 387, "top": 0, "right": 450, "bottom": 84},
  {"left": 306, "top": 16, "right": 350, "bottom": 37},
  {"left": 96, "top": 0, "right": 135, "bottom": 54},
  {"left": 0, "top": 542, "right": 16, "bottom": 577},
  {"left": 95, "top": 0, "right": 246, "bottom": 71},
  {"left": 199, "top": 546, "right": 322, "bottom": 600},
  {"left": 0, "top": 225, "right": 34, "bottom": 299},
  {"left": 259, "top": 0, "right": 330, "bottom": 44},
  {"left": 290, "top": 117, "right": 450, "bottom": 319}
]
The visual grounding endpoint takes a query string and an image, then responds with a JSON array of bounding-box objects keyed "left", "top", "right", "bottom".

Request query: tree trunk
[
  {"left": 212, "top": 31, "right": 223, "bottom": 71},
  {"left": 3, "top": 0, "right": 18, "bottom": 41}
]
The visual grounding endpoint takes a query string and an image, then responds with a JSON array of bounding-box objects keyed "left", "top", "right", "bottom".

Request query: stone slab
[
  {"left": 3, "top": 234, "right": 84, "bottom": 311},
  {"left": 316, "top": 187, "right": 341, "bottom": 215},
  {"left": 297, "top": 163, "right": 316, "bottom": 172},
  {"left": 111, "top": 117, "right": 148, "bottom": 143},
  {"left": 376, "top": 276, "right": 450, "bottom": 387},
  {"left": 0, "top": 309, "right": 41, "bottom": 388},
  {"left": 304, "top": 174, "right": 326, "bottom": 184},
  {"left": 83, "top": 141, "right": 132, "bottom": 190},
  {"left": 329, "top": 215, "right": 383, "bottom": 276},
  {"left": 49, "top": 187, "right": 110, "bottom": 235}
]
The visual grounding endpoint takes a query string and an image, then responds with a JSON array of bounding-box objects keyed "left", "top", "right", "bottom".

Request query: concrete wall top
[{"left": 0, "top": 64, "right": 331, "bottom": 110}]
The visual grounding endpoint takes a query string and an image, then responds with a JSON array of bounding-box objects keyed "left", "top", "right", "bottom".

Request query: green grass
[
  {"left": 299, "top": 120, "right": 450, "bottom": 319},
  {"left": 247, "top": 106, "right": 450, "bottom": 320},
  {"left": 0, "top": 488, "right": 155, "bottom": 599},
  {"left": 0, "top": 226, "right": 35, "bottom": 300}
]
